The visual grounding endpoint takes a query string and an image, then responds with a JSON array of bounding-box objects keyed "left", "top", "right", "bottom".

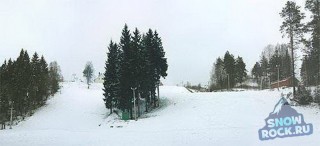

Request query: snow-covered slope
[{"left": 0, "top": 83, "right": 319, "bottom": 146}]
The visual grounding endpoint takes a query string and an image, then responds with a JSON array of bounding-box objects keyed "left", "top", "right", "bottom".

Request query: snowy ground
[{"left": 0, "top": 82, "right": 319, "bottom": 146}]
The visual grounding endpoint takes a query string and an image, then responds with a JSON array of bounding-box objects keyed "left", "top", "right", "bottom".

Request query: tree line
[
  {"left": 209, "top": 51, "right": 247, "bottom": 91},
  {"left": 251, "top": 44, "right": 292, "bottom": 89},
  {"left": 300, "top": 0, "right": 320, "bottom": 105},
  {"left": 300, "top": 0, "right": 320, "bottom": 87},
  {"left": 0, "top": 49, "right": 62, "bottom": 127},
  {"left": 103, "top": 24, "right": 168, "bottom": 119},
  {"left": 250, "top": 0, "right": 319, "bottom": 105}
]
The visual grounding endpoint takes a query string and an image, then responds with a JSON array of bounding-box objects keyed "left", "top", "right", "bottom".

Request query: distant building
[
  {"left": 270, "top": 76, "right": 299, "bottom": 89},
  {"left": 71, "top": 74, "right": 78, "bottom": 82},
  {"left": 94, "top": 72, "right": 104, "bottom": 83}
]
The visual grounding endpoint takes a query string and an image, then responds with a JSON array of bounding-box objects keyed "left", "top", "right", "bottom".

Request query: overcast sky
[{"left": 0, "top": 0, "right": 306, "bottom": 85}]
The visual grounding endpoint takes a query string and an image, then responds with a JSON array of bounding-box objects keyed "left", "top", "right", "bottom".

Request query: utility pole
[{"left": 131, "top": 87, "right": 137, "bottom": 121}]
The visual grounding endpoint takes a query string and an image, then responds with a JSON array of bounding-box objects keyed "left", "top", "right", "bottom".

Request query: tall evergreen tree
[
  {"left": 103, "top": 40, "right": 121, "bottom": 113},
  {"left": 0, "top": 60, "right": 8, "bottom": 120},
  {"left": 152, "top": 30, "right": 168, "bottom": 106},
  {"left": 0, "top": 50, "right": 61, "bottom": 125},
  {"left": 119, "top": 24, "right": 133, "bottom": 115},
  {"left": 102, "top": 25, "right": 168, "bottom": 118},
  {"left": 282, "top": 49, "right": 292, "bottom": 79},
  {"left": 302, "top": 0, "right": 320, "bottom": 86},
  {"left": 223, "top": 51, "right": 235, "bottom": 89},
  {"left": 251, "top": 62, "right": 262, "bottom": 81},
  {"left": 280, "top": 1, "right": 305, "bottom": 96},
  {"left": 13, "top": 49, "right": 31, "bottom": 116},
  {"left": 30, "top": 52, "right": 41, "bottom": 111},
  {"left": 39, "top": 56, "right": 49, "bottom": 105},
  {"left": 141, "top": 29, "right": 156, "bottom": 111},
  {"left": 235, "top": 56, "right": 247, "bottom": 85},
  {"left": 131, "top": 28, "right": 143, "bottom": 115},
  {"left": 211, "top": 57, "right": 226, "bottom": 90},
  {"left": 269, "top": 50, "right": 281, "bottom": 82}
]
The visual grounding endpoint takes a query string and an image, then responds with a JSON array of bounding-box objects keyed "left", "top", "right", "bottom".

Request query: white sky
[{"left": 0, "top": 0, "right": 306, "bottom": 85}]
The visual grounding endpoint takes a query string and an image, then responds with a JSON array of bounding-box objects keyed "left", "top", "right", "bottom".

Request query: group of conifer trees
[
  {"left": 103, "top": 24, "right": 168, "bottom": 119},
  {"left": 251, "top": 44, "right": 292, "bottom": 88},
  {"left": 300, "top": 0, "right": 320, "bottom": 87},
  {"left": 251, "top": 0, "right": 319, "bottom": 104},
  {"left": 210, "top": 51, "right": 247, "bottom": 91},
  {"left": 0, "top": 49, "right": 62, "bottom": 125}
]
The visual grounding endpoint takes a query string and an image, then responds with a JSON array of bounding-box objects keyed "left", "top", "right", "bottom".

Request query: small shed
[{"left": 270, "top": 76, "right": 299, "bottom": 89}]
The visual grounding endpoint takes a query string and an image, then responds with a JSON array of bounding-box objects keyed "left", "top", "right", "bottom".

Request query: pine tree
[
  {"left": 269, "top": 50, "right": 281, "bottom": 82},
  {"left": 30, "top": 52, "right": 41, "bottom": 111},
  {"left": 102, "top": 25, "right": 168, "bottom": 118},
  {"left": 302, "top": 0, "right": 320, "bottom": 87},
  {"left": 141, "top": 29, "right": 155, "bottom": 111},
  {"left": 251, "top": 62, "right": 262, "bottom": 81},
  {"left": 305, "top": 0, "right": 320, "bottom": 51},
  {"left": 6, "top": 59, "right": 14, "bottom": 108},
  {"left": 153, "top": 30, "right": 168, "bottom": 106},
  {"left": 0, "top": 50, "right": 61, "bottom": 124},
  {"left": 282, "top": 49, "right": 292, "bottom": 79},
  {"left": 0, "top": 60, "right": 7, "bottom": 119},
  {"left": 235, "top": 56, "right": 247, "bottom": 85},
  {"left": 223, "top": 51, "right": 235, "bottom": 89},
  {"left": 211, "top": 57, "right": 226, "bottom": 90},
  {"left": 0, "top": 59, "right": 13, "bottom": 123},
  {"left": 131, "top": 28, "right": 143, "bottom": 115},
  {"left": 39, "top": 56, "right": 49, "bottom": 105},
  {"left": 280, "top": 1, "right": 305, "bottom": 96},
  {"left": 103, "top": 40, "right": 121, "bottom": 113},
  {"left": 119, "top": 24, "right": 133, "bottom": 115},
  {"left": 13, "top": 49, "right": 31, "bottom": 116}
]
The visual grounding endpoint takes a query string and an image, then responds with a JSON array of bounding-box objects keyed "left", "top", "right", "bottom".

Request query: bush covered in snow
[
  {"left": 294, "top": 85, "right": 313, "bottom": 105},
  {"left": 313, "top": 86, "right": 320, "bottom": 105}
]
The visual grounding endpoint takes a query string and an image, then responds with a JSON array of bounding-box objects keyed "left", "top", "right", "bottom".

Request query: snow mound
[{"left": 159, "top": 86, "right": 190, "bottom": 96}]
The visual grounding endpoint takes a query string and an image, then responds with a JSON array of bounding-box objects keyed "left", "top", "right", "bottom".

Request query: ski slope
[{"left": 0, "top": 82, "right": 319, "bottom": 146}]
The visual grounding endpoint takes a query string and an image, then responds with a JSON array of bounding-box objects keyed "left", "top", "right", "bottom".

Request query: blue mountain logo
[{"left": 258, "top": 97, "right": 313, "bottom": 140}]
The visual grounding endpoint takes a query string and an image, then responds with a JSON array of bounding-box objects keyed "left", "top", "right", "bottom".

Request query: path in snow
[
  {"left": 0, "top": 82, "right": 319, "bottom": 146},
  {"left": 15, "top": 82, "right": 106, "bottom": 131}
]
